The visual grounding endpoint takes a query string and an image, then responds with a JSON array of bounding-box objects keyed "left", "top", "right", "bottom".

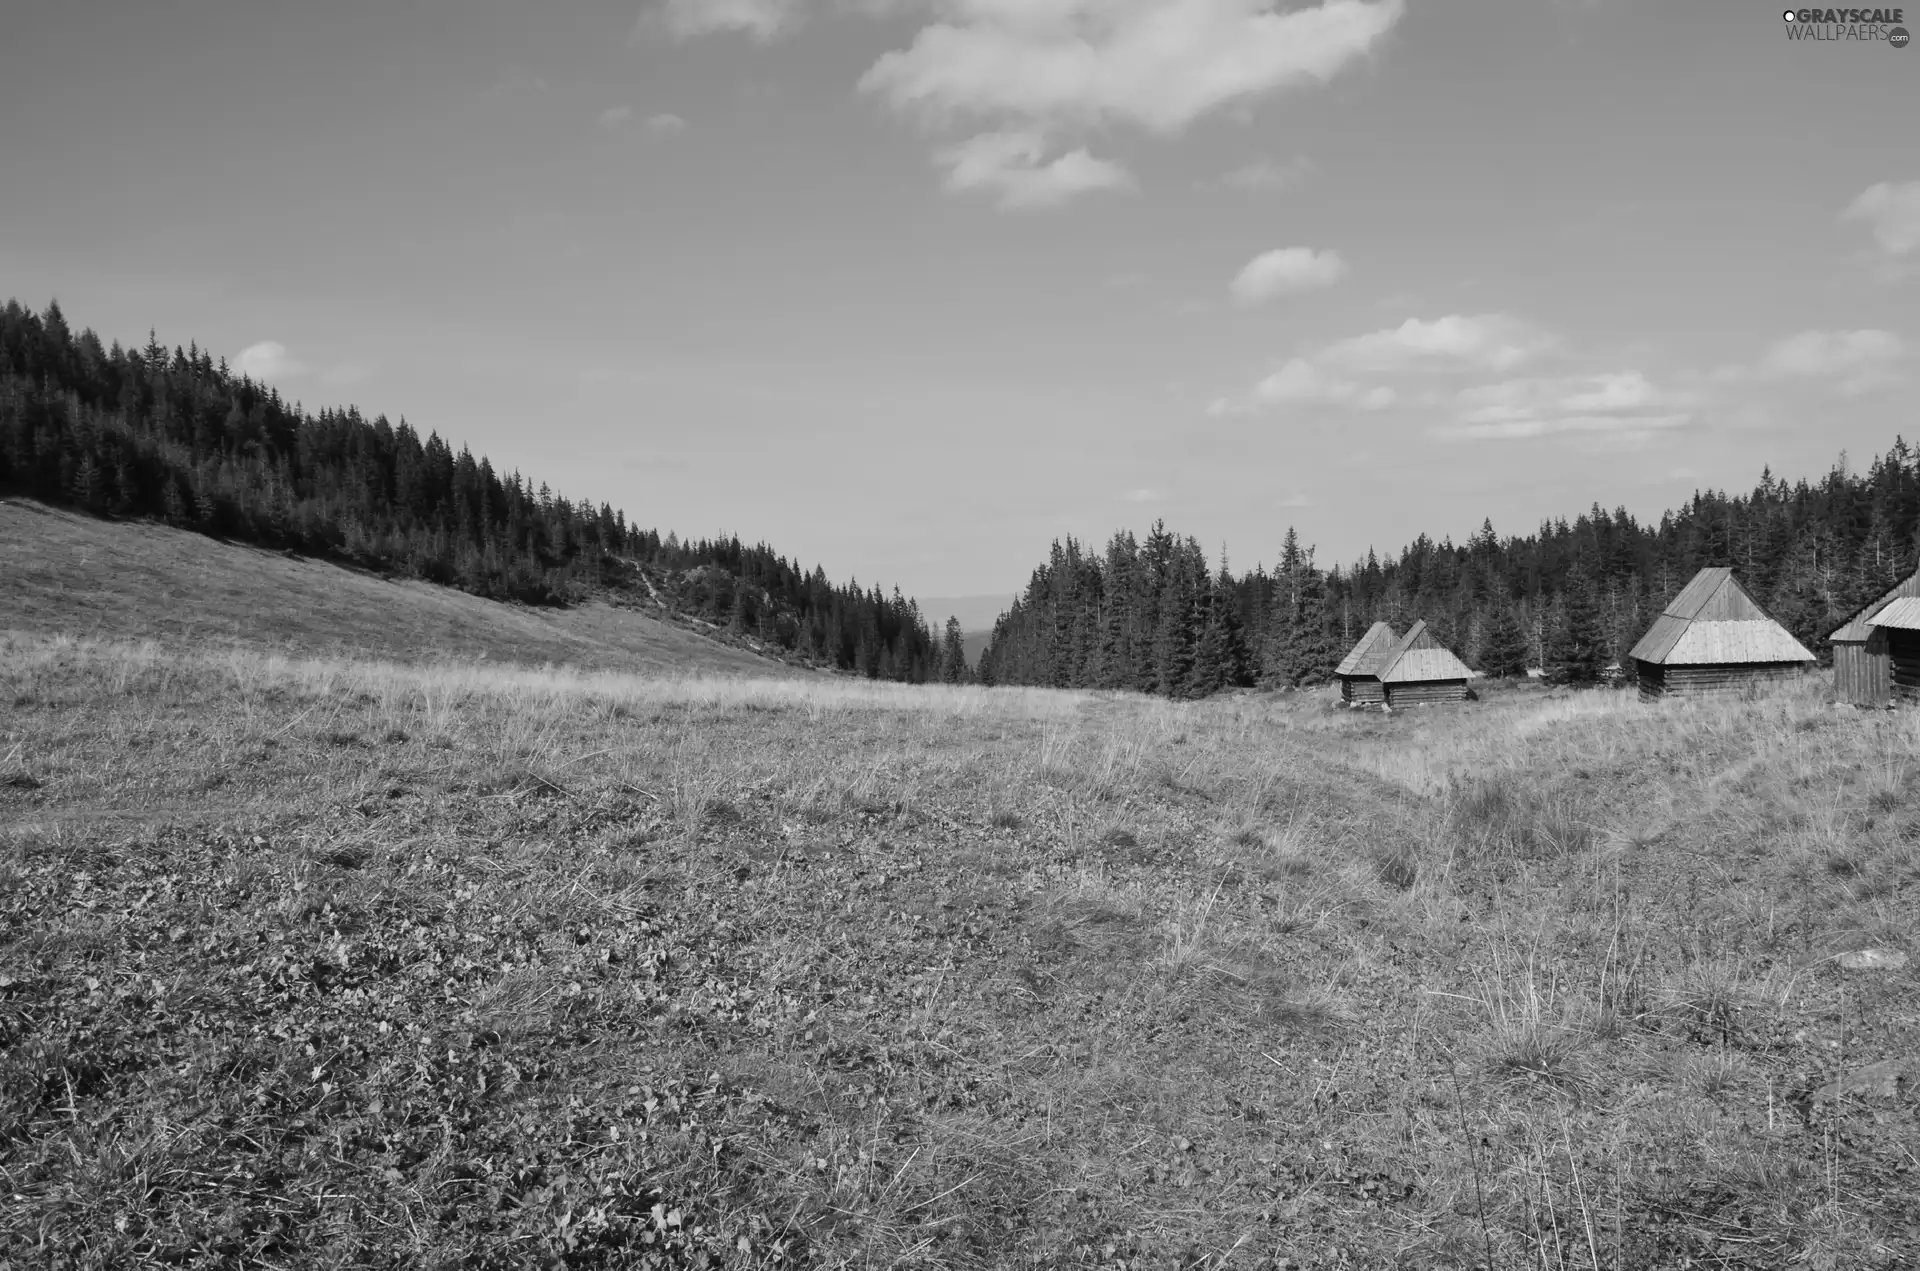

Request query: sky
[{"left": 3, "top": 0, "right": 1916, "bottom": 617}]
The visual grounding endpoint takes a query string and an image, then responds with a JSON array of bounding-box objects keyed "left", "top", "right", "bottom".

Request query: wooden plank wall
[
  {"left": 1639, "top": 662, "right": 1812, "bottom": 700},
  {"left": 1659, "top": 664, "right": 1807, "bottom": 698},
  {"left": 1889, "top": 631, "right": 1920, "bottom": 702},
  {"left": 1342, "top": 678, "right": 1385, "bottom": 704},
  {"left": 1833, "top": 638, "right": 1890, "bottom": 707},
  {"left": 1636, "top": 661, "right": 1664, "bottom": 702},
  {"left": 1384, "top": 681, "right": 1468, "bottom": 707}
]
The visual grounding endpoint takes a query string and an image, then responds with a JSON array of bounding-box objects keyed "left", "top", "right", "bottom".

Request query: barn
[
  {"left": 1827, "top": 570, "right": 1920, "bottom": 707},
  {"left": 1334, "top": 621, "right": 1398, "bottom": 705},
  {"left": 1375, "top": 620, "right": 1474, "bottom": 707},
  {"left": 1628, "top": 567, "right": 1815, "bottom": 701}
]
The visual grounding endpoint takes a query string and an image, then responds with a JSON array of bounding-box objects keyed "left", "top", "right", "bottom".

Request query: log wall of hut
[
  {"left": 1833, "top": 631, "right": 1889, "bottom": 707},
  {"left": 1637, "top": 661, "right": 1807, "bottom": 700},
  {"left": 1384, "top": 681, "right": 1468, "bottom": 707},
  {"left": 1636, "top": 661, "right": 1664, "bottom": 701},
  {"left": 1888, "top": 630, "right": 1920, "bottom": 702},
  {"left": 1341, "top": 678, "right": 1385, "bottom": 704}
]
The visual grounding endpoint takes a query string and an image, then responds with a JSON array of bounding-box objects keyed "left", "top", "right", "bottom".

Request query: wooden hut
[
  {"left": 1375, "top": 620, "right": 1473, "bottom": 707},
  {"left": 1828, "top": 570, "right": 1920, "bottom": 707},
  {"left": 1864, "top": 597, "right": 1920, "bottom": 704},
  {"left": 1334, "top": 621, "right": 1397, "bottom": 704},
  {"left": 1628, "top": 567, "right": 1815, "bottom": 701}
]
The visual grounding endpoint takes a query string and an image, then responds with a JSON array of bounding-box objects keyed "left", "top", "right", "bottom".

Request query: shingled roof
[
  {"left": 1865, "top": 596, "right": 1920, "bottom": 631},
  {"left": 1629, "top": 567, "right": 1815, "bottom": 667},
  {"left": 1334, "top": 621, "right": 1399, "bottom": 677},
  {"left": 1830, "top": 569, "right": 1920, "bottom": 642},
  {"left": 1376, "top": 620, "right": 1473, "bottom": 683}
]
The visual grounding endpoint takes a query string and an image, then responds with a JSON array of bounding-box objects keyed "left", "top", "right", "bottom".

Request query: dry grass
[
  {"left": 0, "top": 496, "right": 802, "bottom": 677},
  {"left": 3, "top": 631, "right": 1919, "bottom": 1268}
]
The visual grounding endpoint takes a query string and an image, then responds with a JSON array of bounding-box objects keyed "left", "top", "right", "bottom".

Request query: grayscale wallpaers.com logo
[{"left": 1782, "top": 7, "right": 1910, "bottom": 45}]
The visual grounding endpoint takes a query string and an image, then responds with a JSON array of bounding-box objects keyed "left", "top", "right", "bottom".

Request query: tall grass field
[{"left": 4, "top": 630, "right": 1918, "bottom": 1268}]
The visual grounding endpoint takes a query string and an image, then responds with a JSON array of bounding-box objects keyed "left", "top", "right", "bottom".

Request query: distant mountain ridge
[{"left": 915, "top": 594, "right": 1018, "bottom": 633}]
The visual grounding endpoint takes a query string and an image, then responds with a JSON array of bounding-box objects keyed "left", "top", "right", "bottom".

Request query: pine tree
[
  {"left": 1480, "top": 604, "right": 1530, "bottom": 678},
  {"left": 1152, "top": 543, "right": 1202, "bottom": 698},
  {"left": 1288, "top": 555, "right": 1337, "bottom": 685},
  {"left": 1550, "top": 564, "right": 1606, "bottom": 684},
  {"left": 1185, "top": 578, "right": 1229, "bottom": 699},
  {"left": 67, "top": 453, "right": 103, "bottom": 510},
  {"left": 1260, "top": 531, "right": 1336, "bottom": 686},
  {"left": 940, "top": 616, "right": 969, "bottom": 684}
]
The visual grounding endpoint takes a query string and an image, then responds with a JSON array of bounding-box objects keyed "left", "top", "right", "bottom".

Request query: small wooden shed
[
  {"left": 1334, "top": 621, "right": 1398, "bottom": 704},
  {"left": 1864, "top": 597, "right": 1920, "bottom": 704},
  {"left": 1628, "top": 567, "right": 1815, "bottom": 701},
  {"left": 1828, "top": 570, "right": 1920, "bottom": 707},
  {"left": 1375, "top": 620, "right": 1473, "bottom": 707}
]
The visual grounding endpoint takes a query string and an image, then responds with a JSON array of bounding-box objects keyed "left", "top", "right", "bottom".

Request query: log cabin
[
  {"left": 1864, "top": 596, "right": 1920, "bottom": 704},
  {"left": 1334, "top": 621, "right": 1397, "bottom": 705},
  {"left": 1375, "top": 620, "right": 1473, "bottom": 707},
  {"left": 1828, "top": 570, "right": 1920, "bottom": 707},
  {"left": 1628, "top": 567, "right": 1815, "bottom": 701}
]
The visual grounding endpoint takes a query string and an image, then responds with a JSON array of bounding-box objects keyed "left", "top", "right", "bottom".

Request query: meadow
[{"left": 3, "top": 631, "right": 1918, "bottom": 1269}]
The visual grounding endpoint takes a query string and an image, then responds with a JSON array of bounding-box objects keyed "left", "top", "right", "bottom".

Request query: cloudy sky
[{"left": 3, "top": 1, "right": 1915, "bottom": 609}]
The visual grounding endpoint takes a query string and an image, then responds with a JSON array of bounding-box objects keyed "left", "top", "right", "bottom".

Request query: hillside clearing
[
  {"left": 0, "top": 498, "right": 804, "bottom": 677},
  {"left": 2, "top": 634, "right": 1917, "bottom": 1268}
]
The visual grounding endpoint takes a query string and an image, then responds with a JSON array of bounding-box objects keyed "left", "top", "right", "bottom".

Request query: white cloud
[
  {"left": 655, "top": 1, "right": 1397, "bottom": 199},
  {"left": 1249, "top": 358, "right": 1395, "bottom": 410},
  {"left": 1220, "top": 312, "right": 1552, "bottom": 416},
  {"left": 1437, "top": 371, "right": 1691, "bottom": 442},
  {"left": 599, "top": 105, "right": 636, "bottom": 129},
  {"left": 936, "top": 130, "right": 1135, "bottom": 209},
  {"left": 1207, "top": 154, "right": 1314, "bottom": 191},
  {"left": 1757, "top": 328, "right": 1904, "bottom": 395},
  {"left": 645, "top": 112, "right": 688, "bottom": 134},
  {"left": 234, "top": 341, "right": 306, "bottom": 382},
  {"left": 1229, "top": 247, "right": 1346, "bottom": 304},
  {"left": 1124, "top": 487, "right": 1166, "bottom": 502},
  {"left": 1320, "top": 313, "right": 1554, "bottom": 375},
  {"left": 650, "top": 0, "right": 802, "bottom": 41},
  {"left": 1842, "top": 181, "right": 1920, "bottom": 256},
  {"left": 861, "top": 0, "right": 1402, "bottom": 135}
]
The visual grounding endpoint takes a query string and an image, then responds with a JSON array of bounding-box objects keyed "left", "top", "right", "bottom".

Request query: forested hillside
[
  {"left": 977, "top": 448, "right": 1920, "bottom": 696},
  {"left": 0, "top": 299, "right": 942, "bottom": 680}
]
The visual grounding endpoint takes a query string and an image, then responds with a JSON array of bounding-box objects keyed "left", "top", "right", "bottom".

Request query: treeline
[
  {"left": 0, "top": 299, "right": 938, "bottom": 679},
  {"left": 978, "top": 444, "right": 1920, "bottom": 696}
]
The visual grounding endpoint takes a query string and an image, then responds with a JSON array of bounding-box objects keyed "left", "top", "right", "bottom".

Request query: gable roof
[
  {"left": 1830, "top": 569, "right": 1920, "bottom": 642},
  {"left": 1657, "top": 620, "right": 1818, "bottom": 665},
  {"left": 1663, "top": 567, "right": 1740, "bottom": 620},
  {"left": 1629, "top": 567, "right": 1814, "bottom": 666},
  {"left": 1865, "top": 596, "right": 1920, "bottom": 631},
  {"left": 1334, "top": 621, "right": 1398, "bottom": 678},
  {"left": 1377, "top": 619, "right": 1474, "bottom": 683}
]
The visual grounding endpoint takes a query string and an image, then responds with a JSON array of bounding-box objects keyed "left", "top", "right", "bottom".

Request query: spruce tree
[
  {"left": 1550, "top": 564, "right": 1606, "bottom": 684},
  {"left": 1185, "top": 574, "right": 1231, "bottom": 699},
  {"left": 1480, "top": 604, "right": 1530, "bottom": 678},
  {"left": 940, "top": 617, "right": 969, "bottom": 684},
  {"left": 1288, "top": 554, "right": 1337, "bottom": 685}
]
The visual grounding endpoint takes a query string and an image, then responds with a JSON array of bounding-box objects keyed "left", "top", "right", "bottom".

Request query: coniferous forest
[
  {"left": 0, "top": 299, "right": 942, "bottom": 680},
  {"left": 7, "top": 297, "right": 1913, "bottom": 700},
  {"left": 976, "top": 453, "right": 1920, "bottom": 697}
]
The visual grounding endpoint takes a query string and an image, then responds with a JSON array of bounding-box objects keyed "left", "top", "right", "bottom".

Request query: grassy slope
[
  {"left": 0, "top": 498, "right": 803, "bottom": 677},
  {"left": 2, "top": 635, "right": 1918, "bottom": 1269}
]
